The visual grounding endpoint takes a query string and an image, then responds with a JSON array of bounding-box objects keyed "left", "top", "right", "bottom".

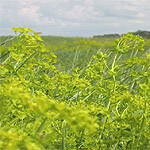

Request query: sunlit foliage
[{"left": 0, "top": 27, "right": 150, "bottom": 149}]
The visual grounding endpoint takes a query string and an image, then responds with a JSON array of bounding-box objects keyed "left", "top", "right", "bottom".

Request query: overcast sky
[{"left": 0, "top": 0, "right": 150, "bottom": 37}]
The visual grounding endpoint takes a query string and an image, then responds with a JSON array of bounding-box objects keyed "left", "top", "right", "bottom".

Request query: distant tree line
[
  {"left": 131, "top": 30, "right": 150, "bottom": 39},
  {"left": 93, "top": 34, "right": 120, "bottom": 39},
  {"left": 93, "top": 30, "right": 150, "bottom": 39}
]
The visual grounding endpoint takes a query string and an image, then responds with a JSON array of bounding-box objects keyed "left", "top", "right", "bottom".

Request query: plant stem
[
  {"left": 13, "top": 51, "right": 38, "bottom": 75},
  {"left": 36, "top": 118, "right": 47, "bottom": 133}
]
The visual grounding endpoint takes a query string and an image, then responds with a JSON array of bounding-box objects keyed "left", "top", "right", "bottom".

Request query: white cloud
[
  {"left": 136, "top": 13, "right": 145, "bottom": 18},
  {"left": 65, "top": 5, "right": 97, "bottom": 21},
  {"left": 0, "top": 0, "right": 150, "bottom": 36},
  {"left": 18, "top": 6, "right": 41, "bottom": 24},
  {"left": 128, "top": 20, "right": 143, "bottom": 24},
  {"left": 17, "top": 5, "right": 60, "bottom": 26}
]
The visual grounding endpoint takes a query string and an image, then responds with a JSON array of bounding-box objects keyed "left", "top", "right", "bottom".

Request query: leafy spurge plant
[{"left": 0, "top": 27, "right": 150, "bottom": 150}]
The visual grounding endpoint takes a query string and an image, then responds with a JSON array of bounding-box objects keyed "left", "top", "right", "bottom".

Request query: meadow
[
  {"left": 1, "top": 34, "right": 149, "bottom": 72},
  {"left": 0, "top": 35, "right": 115, "bottom": 72},
  {"left": 0, "top": 27, "right": 150, "bottom": 149}
]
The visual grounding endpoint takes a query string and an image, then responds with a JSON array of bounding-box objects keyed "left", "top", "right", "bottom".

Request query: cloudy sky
[{"left": 0, "top": 0, "right": 150, "bottom": 37}]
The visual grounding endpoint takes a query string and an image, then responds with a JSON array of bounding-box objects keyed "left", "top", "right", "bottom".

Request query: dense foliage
[{"left": 0, "top": 27, "right": 150, "bottom": 149}]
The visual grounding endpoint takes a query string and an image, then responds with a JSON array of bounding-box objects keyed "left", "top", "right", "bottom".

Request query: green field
[
  {"left": 0, "top": 28, "right": 150, "bottom": 149},
  {"left": 1, "top": 34, "right": 150, "bottom": 72}
]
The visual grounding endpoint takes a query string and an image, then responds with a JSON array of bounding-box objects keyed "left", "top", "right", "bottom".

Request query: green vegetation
[
  {"left": 0, "top": 27, "right": 150, "bottom": 149},
  {"left": 93, "top": 30, "right": 150, "bottom": 39}
]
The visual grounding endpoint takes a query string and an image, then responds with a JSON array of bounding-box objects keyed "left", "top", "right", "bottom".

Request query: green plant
[{"left": 0, "top": 27, "right": 150, "bottom": 149}]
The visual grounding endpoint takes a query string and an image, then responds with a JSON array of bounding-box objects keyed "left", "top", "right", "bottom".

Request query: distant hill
[
  {"left": 131, "top": 30, "right": 150, "bottom": 39},
  {"left": 93, "top": 30, "right": 150, "bottom": 39},
  {"left": 93, "top": 34, "right": 120, "bottom": 39}
]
